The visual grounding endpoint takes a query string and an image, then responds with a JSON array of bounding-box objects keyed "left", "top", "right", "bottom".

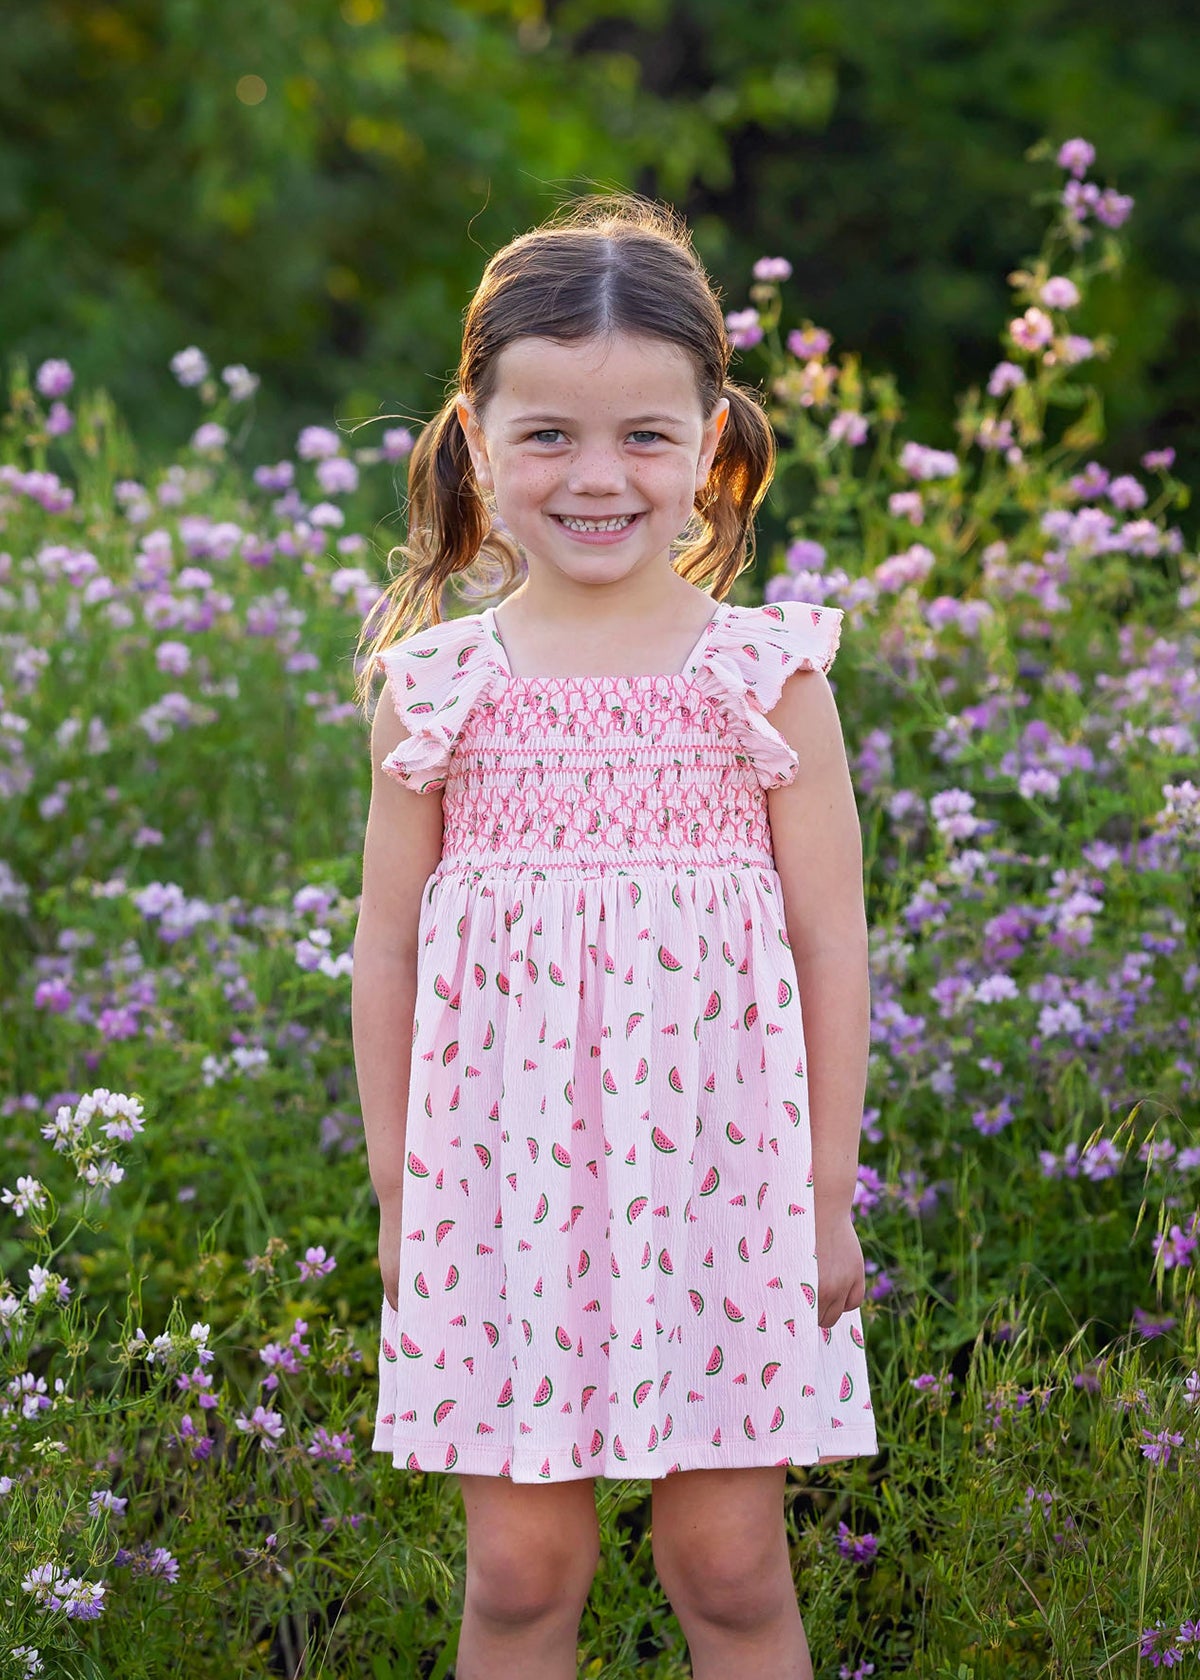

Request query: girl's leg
[
  {"left": 650, "top": 1467, "right": 812, "bottom": 1680},
  {"left": 455, "top": 1473, "right": 601, "bottom": 1680}
]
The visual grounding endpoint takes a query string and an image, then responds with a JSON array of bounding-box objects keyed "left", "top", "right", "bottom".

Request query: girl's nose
[{"left": 565, "top": 449, "right": 627, "bottom": 496}]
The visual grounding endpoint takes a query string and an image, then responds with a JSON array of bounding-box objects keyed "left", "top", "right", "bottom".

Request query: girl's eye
[
  {"left": 529, "top": 429, "right": 564, "bottom": 444},
  {"left": 628, "top": 430, "right": 663, "bottom": 445}
]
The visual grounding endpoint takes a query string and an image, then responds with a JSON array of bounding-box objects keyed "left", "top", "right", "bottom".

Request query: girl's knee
[
  {"left": 651, "top": 1482, "right": 793, "bottom": 1631},
  {"left": 461, "top": 1480, "right": 601, "bottom": 1628},
  {"left": 467, "top": 1533, "right": 600, "bottom": 1628}
]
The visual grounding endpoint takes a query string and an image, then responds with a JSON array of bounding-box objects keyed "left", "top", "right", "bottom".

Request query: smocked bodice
[{"left": 373, "top": 599, "right": 843, "bottom": 877}]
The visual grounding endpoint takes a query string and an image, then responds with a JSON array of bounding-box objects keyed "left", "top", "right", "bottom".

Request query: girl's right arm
[{"left": 351, "top": 689, "right": 445, "bottom": 1310}]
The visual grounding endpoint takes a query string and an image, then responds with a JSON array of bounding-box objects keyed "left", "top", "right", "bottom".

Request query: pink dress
[{"left": 371, "top": 598, "right": 877, "bottom": 1482}]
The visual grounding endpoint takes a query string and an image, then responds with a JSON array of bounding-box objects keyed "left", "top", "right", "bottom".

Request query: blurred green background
[{"left": 3, "top": 0, "right": 1198, "bottom": 488}]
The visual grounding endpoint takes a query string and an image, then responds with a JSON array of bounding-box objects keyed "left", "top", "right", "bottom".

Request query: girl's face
[{"left": 456, "top": 332, "right": 728, "bottom": 589}]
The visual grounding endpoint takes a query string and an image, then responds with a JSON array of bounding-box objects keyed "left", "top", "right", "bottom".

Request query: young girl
[{"left": 351, "top": 196, "right": 876, "bottom": 1680}]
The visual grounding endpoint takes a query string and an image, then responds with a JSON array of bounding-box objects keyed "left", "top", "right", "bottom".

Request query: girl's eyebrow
[{"left": 507, "top": 412, "right": 688, "bottom": 427}]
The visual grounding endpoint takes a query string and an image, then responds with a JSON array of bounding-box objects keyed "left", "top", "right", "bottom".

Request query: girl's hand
[
  {"left": 814, "top": 1207, "right": 866, "bottom": 1330},
  {"left": 378, "top": 1199, "right": 403, "bottom": 1312}
]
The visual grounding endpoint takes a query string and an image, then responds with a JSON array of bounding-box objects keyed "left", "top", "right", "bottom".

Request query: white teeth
[{"left": 557, "top": 515, "right": 637, "bottom": 533}]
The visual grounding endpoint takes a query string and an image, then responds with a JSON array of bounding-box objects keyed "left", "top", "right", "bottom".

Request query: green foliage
[
  {"left": 2, "top": 1, "right": 1198, "bottom": 506},
  {"left": 1, "top": 140, "right": 1198, "bottom": 1676}
]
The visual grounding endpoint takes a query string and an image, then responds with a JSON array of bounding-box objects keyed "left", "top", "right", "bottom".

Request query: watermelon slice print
[
  {"left": 706, "top": 1345, "right": 724, "bottom": 1375},
  {"left": 382, "top": 1335, "right": 398, "bottom": 1363},
  {"left": 633, "top": 1379, "right": 654, "bottom": 1408},
  {"left": 399, "top": 1333, "right": 421, "bottom": 1359},
  {"left": 407, "top": 1152, "right": 429, "bottom": 1178},
  {"left": 651, "top": 1126, "right": 676, "bottom": 1154},
  {"left": 658, "top": 945, "right": 683, "bottom": 971},
  {"left": 533, "top": 1375, "right": 553, "bottom": 1407},
  {"left": 839, "top": 1372, "right": 854, "bottom": 1402},
  {"left": 433, "top": 1399, "right": 456, "bottom": 1427}
]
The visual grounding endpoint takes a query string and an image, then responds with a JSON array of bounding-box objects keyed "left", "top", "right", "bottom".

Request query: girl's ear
[
  {"left": 455, "top": 395, "right": 494, "bottom": 492},
  {"left": 696, "top": 396, "right": 731, "bottom": 489}
]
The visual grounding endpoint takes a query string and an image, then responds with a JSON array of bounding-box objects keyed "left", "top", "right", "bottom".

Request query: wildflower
[
  {"left": 170, "top": 347, "right": 209, "bottom": 387},
  {"left": 87, "top": 1489, "right": 127, "bottom": 1518},
  {"left": 911, "top": 1371, "right": 953, "bottom": 1402},
  {"left": 874, "top": 543, "right": 935, "bottom": 593},
  {"left": 1139, "top": 1429, "right": 1184, "bottom": 1468},
  {"left": 787, "top": 325, "right": 832, "bottom": 359},
  {"left": 725, "top": 309, "right": 764, "bottom": 351},
  {"left": 190, "top": 422, "right": 228, "bottom": 453},
  {"left": 308, "top": 1426, "right": 354, "bottom": 1467},
  {"left": 1009, "top": 307, "right": 1054, "bottom": 352},
  {"left": 382, "top": 426, "right": 414, "bottom": 460},
  {"left": 929, "top": 788, "right": 981, "bottom": 843},
  {"left": 296, "top": 425, "right": 341, "bottom": 461},
  {"left": 828, "top": 411, "right": 868, "bottom": 447},
  {"left": 1, "top": 1177, "right": 48, "bottom": 1217},
  {"left": 835, "top": 1521, "right": 879, "bottom": 1563},
  {"left": 785, "top": 538, "right": 826, "bottom": 573},
  {"left": 1142, "top": 447, "right": 1175, "bottom": 472},
  {"left": 1153, "top": 1222, "right": 1198, "bottom": 1270},
  {"left": 1184, "top": 1371, "right": 1200, "bottom": 1406},
  {"left": 1037, "top": 1000, "right": 1084, "bottom": 1037},
  {"left": 1095, "top": 188, "right": 1134, "bottom": 228},
  {"left": 46, "top": 402, "right": 74, "bottom": 436},
  {"left": 1040, "top": 276, "right": 1080, "bottom": 309},
  {"left": 1107, "top": 473, "right": 1147, "bottom": 511},
  {"left": 316, "top": 455, "right": 358, "bottom": 495},
  {"left": 753, "top": 256, "right": 792, "bottom": 282},
  {"left": 971, "top": 1099, "right": 1014, "bottom": 1138},
  {"left": 1056, "top": 137, "right": 1095, "bottom": 177},
  {"left": 11, "top": 1648, "right": 43, "bottom": 1677},
  {"left": 1141, "top": 1624, "right": 1186, "bottom": 1667},
  {"left": 254, "top": 460, "right": 295, "bottom": 491},
  {"left": 36, "top": 358, "right": 75, "bottom": 398},
  {"left": 1058, "top": 335, "right": 1094, "bottom": 364},
  {"left": 987, "top": 360, "right": 1025, "bottom": 397},
  {"left": 298, "top": 1245, "right": 337, "bottom": 1281},
  {"left": 132, "top": 1546, "right": 180, "bottom": 1582},
  {"left": 235, "top": 1404, "right": 285, "bottom": 1447},
  {"left": 974, "top": 974, "right": 1019, "bottom": 1004},
  {"left": 1132, "top": 1307, "right": 1176, "bottom": 1340},
  {"left": 839, "top": 1664, "right": 875, "bottom": 1680},
  {"left": 898, "top": 441, "right": 958, "bottom": 480},
  {"left": 221, "top": 363, "right": 260, "bottom": 401}
]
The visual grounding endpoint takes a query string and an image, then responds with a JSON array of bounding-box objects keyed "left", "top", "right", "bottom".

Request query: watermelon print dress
[{"left": 370, "top": 597, "right": 877, "bottom": 1483}]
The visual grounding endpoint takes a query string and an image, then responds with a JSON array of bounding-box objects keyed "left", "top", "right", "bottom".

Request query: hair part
[{"left": 355, "top": 193, "right": 776, "bottom": 709}]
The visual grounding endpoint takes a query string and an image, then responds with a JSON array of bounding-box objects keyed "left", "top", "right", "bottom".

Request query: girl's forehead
[{"left": 487, "top": 332, "right": 704, "bottom": 413}]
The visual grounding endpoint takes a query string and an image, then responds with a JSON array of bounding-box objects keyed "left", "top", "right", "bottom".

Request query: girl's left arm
[{"left": 766, "top": 666, "right": 870, "bottom": 1328}]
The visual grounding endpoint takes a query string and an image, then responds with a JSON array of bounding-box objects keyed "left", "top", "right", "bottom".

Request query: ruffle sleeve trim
[
  {"left": 692, "top": 600, "right": 844, "bottom": 791},
  {"left": 374, "top": 614, "right": 500, "bottom": 793}
]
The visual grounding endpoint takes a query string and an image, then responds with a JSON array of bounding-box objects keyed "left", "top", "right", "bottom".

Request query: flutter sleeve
[
  {"left": 692, "top": 600, "right": 844, "bottom": 790},
  {"left": 373, "top": 615, "right": 500, "bottom": 793}
]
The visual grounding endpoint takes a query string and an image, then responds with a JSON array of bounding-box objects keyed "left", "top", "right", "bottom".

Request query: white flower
[
  {"left": 170, "top": 346, "right": 210, "bottom": 388},
  {"left": 1, "top": 1177, "right": 47, "bottom": 1217}
]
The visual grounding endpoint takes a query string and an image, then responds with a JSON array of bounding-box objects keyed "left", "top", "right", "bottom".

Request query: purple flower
[
  {"left": 987, "top": 361, "right": 1026, "bottom": 397},
  {"left": 1040, "top": 276, "right": 1080, "bottom": 309},
  {"left": 1095, "top": 189, "right": 1134, "bottom": 228},
  {"left": 835, "top": 1521, "right": 879, "bottom": 1564},
  {"left": 170, "top": 347, "right": 209, "bottom": 388},
  {"left": 898, "top": 441, "right": 958, "bottom": 480},
  {"left": 725, "top": 309, "right": 764, "bottom": 351},
  {"left": 298, "top": 1244, "right": 337, "bottom": 1281},
  {"left": 36, "top": 358, "right": 75, "bottom": 399},
  {"left": 46, "top": 402, "right": 74, "bottom": 437},
  {"left": 190, "top": 422, "right": 228, "bottom": 454},
  {"left": 1133, "top": 1307, "right": 1177, "bottom": 1340},
  {"left": 235, "top": 1404, "right": 285, "bottom": 1447},
  {"left": 221, "top": 363, "right": 260, "bottom": 401},
  {"left": 1057, "top": 138, "right": 1095, "bottom": 178},
  {"left": 787, "top": 326, "right": 832, "bottom": 359},
  {"left": 1139, "top": 1429, "right": 1185, "bottom": 1467},
  {"left": 828, "top": 411, "right": 868, "bottom": 447},
  {"left": 1142, "top": 447, "right": 1175, "bottom": 472},
  {"left": 1141, "top": 1624, "right": 1186, "bottom": 1667},
  {"left": 1009, "top": 307, "right": 1054, "bottom": 352},
  {"left": 382, "top": 427, "right": 414, "bottom": 461},
  {"left": 87, "top": 1489, "right": 127, "bottom": 1518},
  {"left": 785, "top": 539, "right": 826, "bottom": 573},
  {"left": 296, "top": 425, "right": 341, "bottom": 461},
  {"left": 254, "top": 460, "right": 295, "bottom": 492},
  {"left": 1152, "top": 1222, "right": 1197, "bottom": 1270},
  {"left": 316, "top": 455, "right": 359, "bottom": 495},
  {"left": 308, "top": 1426, "right": 354, "bottom": 1467},
  {"left": 1107, "top": 474, "right": 1147, "bottom": 511},
  {"left": 753, "top": 256, "right": 792, "bottom": 282}
]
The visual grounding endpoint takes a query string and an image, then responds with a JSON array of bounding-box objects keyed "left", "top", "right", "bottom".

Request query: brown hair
[{"left": 354, "top": 193, "right": 776, "bottom": 707}]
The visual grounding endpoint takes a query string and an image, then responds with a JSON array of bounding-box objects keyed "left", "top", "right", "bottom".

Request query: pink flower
[
  {"left": 1056, "top": 138, "right": 1095, "bottom": 178},
  {"left": 752, "top": 256, "right": 792, "bottom": 282},
  {"left": 1107, "top": 474, "right": 1147, "bottom": 511},
  {"left": 1142, "top": 447, "right": 1175, "bottom": 472},
  {"left": 170, "top": 347, "right": 209, "bottom": 387},
  {"left": 46, "top": 402, "right": 74, "bottom": 437},
  {"left": 1095, "top": 189, "right": 1134, "bottom": 229},
  {"left": 1009, "top": 308, "right": 1054, "bottom": 352},
  {"left": 36, "top": 358, "right": 75, "bottom": 398},
  {"left": 298, "top": 1244, "right": 337, "bottom": 1281},
  {"left": 382, "top": 427, "right": 414, "bottom": 461},
  {"left": 724, "top": 309, "right": 764, "bottom": 350},
  {"left": 828, "top": 411, "right": 868, "bottom": 447},
  {"left": 987, "top": 361, "right": 1025, "bottom": 397},
  {"left": 1040, "top": 276, "right": 1080, "bottom": 309},
  {"left": 787, "top": 326, "right": 832, "bottom": 360},
  {"left": 296, "top": 426, "right": 341, "bottom": 461}
]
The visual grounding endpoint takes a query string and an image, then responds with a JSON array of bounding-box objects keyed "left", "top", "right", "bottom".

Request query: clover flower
[
  {"left": 898, "top": 441, "right": 958, "bottom": 480},
  {"left": 11, "top": 1647, "right": 43, "bottom": 1677},
  {"left": 36, "top": 358, "right": 74, "bottom": 399},
  {"left": 753, "top": 256, "right": 792, "bottom": 282},
  {"left": 1056, "top": 137, "right": 1095, "bottom": 177},
  {"left": 221, "top": 363, "right": 260, "bottom": 401},
  {"left": 235, "top": 1404, "right": 285, "bottom": 1447},
  {"left": 828, "top": 411, "right": 868, "bottom": 447},
  {"left": 1040, "top": 276, "right": 1081, "bottom": 309},
  {"left": 1009, "top": 307, "right": 1054, "bottom": 352},
  {"left": 835, "top": 1521, "right": 879, "bottom": 1563},
  {"left": 1140, "top": 1623, "right": 1186, "bottom": 1666},
  {"left": 382, "top": 426, "right": 414, "bottom": 460},
  {"left": 1, "top": 1177, "right": 48, "bottom": 1218},
  {"left": 298, "top": 1245, "right": 337, "bottom": 1281},
  {"left": 87, "top": 1489, "right": 127, "bottom": 1518},
  {"left": 1139, "top": 1429, "right": 1185, "bottom": 1468},
  {"left": 1153, "top": 1221, "right": 1198, "bottom": 1270},
  {"left": 170, "top": 347, "right": 209, "bottom": 387},
  {"left": 308, "top": 1426, "right": 354, "bottom": 1467},
  {"left": 296, "top": 425, "right": 341, "bottom": 461},
  {"left": 787, "top": 325, "right": 832, "bottom": 359},
  {"left": 725, "top": 309, "right": 764, "bottom": 350}
]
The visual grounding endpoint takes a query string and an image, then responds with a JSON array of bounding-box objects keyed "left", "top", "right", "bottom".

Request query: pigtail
[
  {"left": 676, "top": 380, "right": 776, "bottom": 598},
  {"left": 353, "top": 397, "right": 522, "bottom": 712}
]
